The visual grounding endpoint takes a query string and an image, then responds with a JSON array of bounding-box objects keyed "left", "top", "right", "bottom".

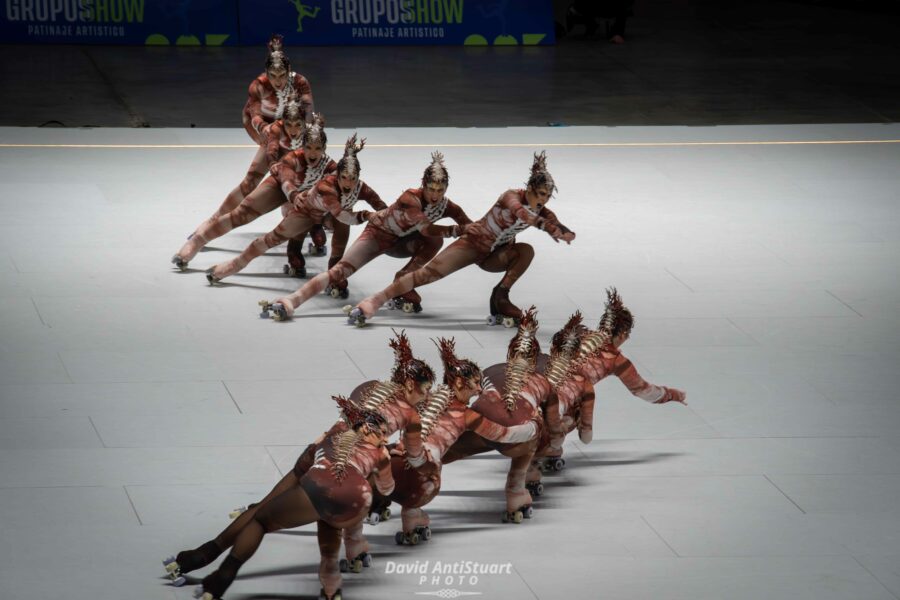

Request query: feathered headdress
[
  {"left": 434, "top": 337, "right": 480, "bottom": 386},
  {"left": 265, "top": 34, "right": 290, "bottom": 73},
  {"left": 502, "top": 306, "right": 540, "bottom": 411},
  {"left": 527, "top": 150, "right": 556, "bottom": 195},
  {"left": 338, "top": 133, "right": 366, "bottom": 179},
  {"left": 333, "top": 394, "right": 366, "bottom": 426},
  {"left": 422, "top": 150, "right": 449, "bottom": 187},
  {"left": 598, "top": 287, "right": 632, "bottom": 338},
  {"left": 545, "top": 311, "right": 587, "bottom": 389},
  {"left": 282, "top": 94, "right": 304, "bottom": 124}
]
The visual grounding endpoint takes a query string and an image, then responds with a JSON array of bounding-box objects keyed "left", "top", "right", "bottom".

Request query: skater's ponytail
[{"left": 389, "top": 329, "right": 435, "bottom": 387}]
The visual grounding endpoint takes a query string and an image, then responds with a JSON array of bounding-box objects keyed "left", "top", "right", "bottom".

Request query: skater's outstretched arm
[
  {"left": 538, "top": 206, "right": 576, "bottom": 243},
  {"left": 361, "top": 183, "right": 388, "bottom": 211},
  {"left": 464, "top": 407, "right": 537, "bottom": 444},
  {"left": 373, "top": 446, "right": 395, "bottom": 495},
  {"left": 264, "top": 122, "right": 283, "bottom": 165},
  {"left": 292, "top": 73, "right": 315, "bottom": 121},
  {"left": 243, "top": 80, "right": 267, "bottom": 141},
  {"left": 613, "top": 353, "right": 687, "bottom": 404},
  {"left": 576, "top": 378, "right": 596, "bottom": 443},
  {"left": 419, "top": 199, "right": 472, "bottom": 238}
]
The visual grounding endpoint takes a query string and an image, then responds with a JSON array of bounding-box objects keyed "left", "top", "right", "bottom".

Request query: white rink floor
[{"left": 1, "top": 124, "right": 900, "bottom": 600}]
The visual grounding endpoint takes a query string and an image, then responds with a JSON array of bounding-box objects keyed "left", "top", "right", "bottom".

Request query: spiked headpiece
[
  {"left": 337, "top": 133, "right": 365, "bottom": 179},
  {"left": 598, "top": 287, "right": 633, "bottom": 339},
  {"left": 550, "top": 311, "right": 587, "bottom": 358},
  {"left": 434, "top": 337, "right": 481, "bottom": 386},
  {"left": 422, "top": 151, "right": 449, "bottom": 188},
  {"left": 527, "top": 150, "right": 556, "bottom": 195},
  {"left": 505, "top": 306, "right": 541, "bottom": 364},
  {"left": 282, "top": 95, "right": 304, "bottom": 124},
  {"left": 301, "top": 112, "right": 327, "bottom": 147},
  {"left": 389, "top": 329, "right": 435, "bottom": 386},
  {"left": 265, "top": 34, "right": 291, "bottom": 74}
]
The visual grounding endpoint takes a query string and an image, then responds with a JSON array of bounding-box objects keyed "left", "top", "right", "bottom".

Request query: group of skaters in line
[
  {"left": 171, "top": 34, "right": 574, "bottom": 327},
  {"left": 164, "top": 36, "right": 686, "bottom": 600}
]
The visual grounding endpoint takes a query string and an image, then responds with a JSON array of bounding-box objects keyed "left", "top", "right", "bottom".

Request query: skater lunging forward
[
  {"left": 260, "top": 151, "right": 472, "bottom": 321},
  {"left": 348, "top": 151, "right": 575, "bottom": 326}
]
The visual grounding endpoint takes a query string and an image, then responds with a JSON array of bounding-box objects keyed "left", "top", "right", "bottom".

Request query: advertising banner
[
  {"left": 239, "top": 0, "right": 556, "bottom": 46},
  {"left": 0, "top": 0, "right": 239, "bottom": 45}
]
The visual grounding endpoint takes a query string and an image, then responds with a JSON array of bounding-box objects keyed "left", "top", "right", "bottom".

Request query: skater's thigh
[
  {"left": 255, "top": 486, "right": 319, "bottom": 532},
  {"left": 426, "top": 240, "right": 481, "bottom": 277},
  {"left": 275, "top": 214, "right": 316, "bottom": 239},
  {"left": 338, "top": 237, "right": 382, "bottom": 271},
  {"left": 247, "top": 145, "right": 268, "bottom": 175},
  {"left": 477, "top": 244, "right": 520, "bottom": 273},
  {"left": 330, "top": 222, "right": 350, "bottom": 250},
  {"left": 242, "top": 178, "right": 285, "bottom": 214}
]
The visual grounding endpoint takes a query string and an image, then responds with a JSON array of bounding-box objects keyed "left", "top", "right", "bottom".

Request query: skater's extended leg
[
  {"left": 207, "top": 146, "right": 268, "bottom": 222},
  {"left": 342, "top": 519, "right": 369, "bottom": 561},
  {"left": 505, "top": 453, "right": 534, "bottom": 513},
  {"left": 176, "top": 178, "right": 285, "bottom": 264},
  {"left": 356, "top": 239, "right": 480, "bottom": 317},
  {"left": 210, "top": 214, "right": 315, "bottom": 281},
  {"left": 318, "top": 520, "right": 343, "bottom": 597}
]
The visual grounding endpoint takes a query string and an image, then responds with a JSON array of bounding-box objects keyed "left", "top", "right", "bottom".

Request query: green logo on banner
[{"left": 289, "top": 0, "right": 321, "bottom": 33}]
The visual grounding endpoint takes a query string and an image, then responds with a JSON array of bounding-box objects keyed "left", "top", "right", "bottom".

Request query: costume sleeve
[
  {"left": 373, "top": 448, "right": 395, "bottom": 496},
  {"left": 243, "top": 80, "right": 266, "bottom": 141},
  {"left": 502, "top": 191, "right": 545, "bottom": 228},
  {"left": 402, "top": 410, "right": 426, "bottom": 468},
  {"left": 613, "top": 353, "right": 677, "bottom": 403},
  {"left": 361, "top": 183, "right": 388, "bottom": 211},
  {"left": 577, "top": 380, "right": 596, "bottom": 443},
  {"left": 465, "top": 408, "right": 536, "bottom": 443},
  {"left": 265, "top": 123, "right": 282, "bottom": 166},
  {"left": 538, "top": 206, "right": 571, "bottom": 237},
  {"left": 443, "top": 199, "right": 473, "bottom": 225},
  {"left": 294, "top": 74, "right": 315, "bottom": 121},
  {"left": 324, "top": 189, "right": 371, "bottom": 225},
  {"left": 273, "top": 153, "right": 302, "bottom": 198}
]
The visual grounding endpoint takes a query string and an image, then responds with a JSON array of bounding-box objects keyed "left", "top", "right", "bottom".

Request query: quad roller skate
[
  {"left": 162, "top": 556, "right": 186, "bottom": 587},
  {"left": 486, "top": 284, "right": 522, "bottom": 328},
  {"left": 192, "top": 586, "right": 217, "bottom": 600},
  {"left": 394, "top": 526, "right": 432, "bottom": 546},
  {"left": 282, "top": 263, "right": 306, "bottom": 278},
  {"left": 501, "top": 504, "right": 533, "bottom": 524},
  {"left": 205, "top": 268, "right": 221, "bottom": 285},
  {"left": 259, "top": 300, "right": 289, "bottom": 321},
  {"left": 339, "top": 552, "right": 373, "bottom": 573},
  {"left": 365, "top": 505, "right": 392, "bottom": 525},
  {"left": 387, "top": 290, "right": 422, "bottom": 314},
  {"left": 171, "top": 255, "right": 188, "bottom": 272},
  {"left": 537, "top": 457, "right": 566, "bottom": 472},
  {"left": 343, "top": 305, "right": 366, "bottom": 327},
  {"left": 319, "top": 588, "right": 343, "bottom": 600},
  {"left": 228, "top": 502, "right": 258, "bottom": 519},
  {"left": 307, "top": 242, "right": 328, "bottom": 257},
  {"left": 525, "top": 481, "right": 544, "bottom": 497},
  {"left": 325, "top": 283, "right": 350, "bottom": 300}
]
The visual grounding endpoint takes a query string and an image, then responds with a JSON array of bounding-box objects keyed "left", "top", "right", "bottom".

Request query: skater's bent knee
[
  {"left": 231, "top": 206, "right": 261, "bottom": 227},
  {"left": 515, "top": 243, "right": 535, "bottom": 260}
]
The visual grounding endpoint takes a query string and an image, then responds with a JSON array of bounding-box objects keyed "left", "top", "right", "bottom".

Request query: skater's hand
[
  {"left": 356, "top": 210, "right": 372, "bottom": 224},
  {"left": 656, "top": 387, "right": 687, "bottom": 405},
  {"left": 559, "top": 231, "right": 576, "bottom": 244}
]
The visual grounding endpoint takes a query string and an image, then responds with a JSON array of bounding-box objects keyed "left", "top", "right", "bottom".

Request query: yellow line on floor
[{"left": 1, "top": 140, "right": 900, "bottom": 149}]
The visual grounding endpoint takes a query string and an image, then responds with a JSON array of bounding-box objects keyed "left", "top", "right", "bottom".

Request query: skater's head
[
  {"left": 389, "top": 330, "right": 436, "bottom": 404},
  {"left": 434, "top": 337, "right": 483, "bottom": 400},
  {"left": 525, "top": 151, "right": 556, "bottom": 208},
  {"left": 422, "top": 151, "right": 449, "bottom": 203},
  {"left": 355, "top": 411, "right": 390, "bottom": 447},
  {"left": 337, "top": 133, "right": 365, "bottom": 194},
  {"left": 507, "top": 307, "right": 541, "bottom": 365},
  {"left": 551, "top": 311, "right": 588, "bottom": 358},
  {"left": 301, "top": 113, "right": 327, "bottom": 166},
  {"left": 598, "top": 288, "right": 633, "bottom": 347},
  {"left": 265, "top": 34, "right": 291, "bottom": 90},
  {"left": 283, "top": 96, "right": 305, "bottom": 140}
]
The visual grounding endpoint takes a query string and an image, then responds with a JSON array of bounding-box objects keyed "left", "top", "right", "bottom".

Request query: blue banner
[
  {"left": 0, "top": 0, "right": 239, "bottom": 45},
  {"left": 239, "top": 0, "right": 555, "bottom": 46}
]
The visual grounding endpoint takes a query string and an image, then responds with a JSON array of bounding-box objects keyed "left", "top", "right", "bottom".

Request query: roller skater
[
  {"left": 172, "top": 113, "right": 334, "bottom": 271},
  {"left": 209, "top": 134, "right": 384, "bottom": 284},
  {"left": 525, "top": 289, "right": 688, "bottom": 491},
  {"left": 161, "top": 331, "right": 435, "bottom": 591},
  {"left": 440, "top": 309, "right": 563, "bottom": 523},
  {"left": 190, "top": 397, "right": 393, "bottom": 600},
  {"left": 257, "top": 151, "right": 472, "bottom": 321},
  {"left": 181, "top": 35, "right": 313, "bottom": 244},
  {"left": 349, "top": 152, "right": 575, "bottom": 324}
]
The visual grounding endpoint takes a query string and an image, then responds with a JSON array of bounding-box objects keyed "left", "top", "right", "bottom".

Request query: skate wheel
[
  {"left": 420, "top": 526, "right": 432, "bottom": 541},
  {"left": 513, "top": 510, "right": 524, "bottom": 524},
  {"left": 502, "top": 316, "right": 517, "bottom": 328},
  {"left": 553, "top": 459, "right": 565, "bottom": 471},
  {"left": 339, "top": 288, "right": 349, "bottom": 299},
  {"left": 361, "top": 553, "right": 373, "bottom": 568},
  {"left": 380, "top": 507, "right": 391, "bottom": 521},
  {"left": 339, "top": 558, "right": 349, "bottom": 573},
  {"left": 342, "top": 304, "right": 353, "bottom": 314},
  {"left": 320, "top": 588, "right": 343, "bottom": 600},
  {"left": 394, "top": 531, "right": 405, "bottom": 545},
  {"left": 401, "top": 302, "right": 415, "bottom": 313},
  {"left": 307, "top": 243, "right": 315, "bottom": 254},
  {"left": 350, "top": 558, "right": 363, "bottom": 573},
  {"left": 486, "top": 315, "right": 497, "bottom": 326},
  {"left": 523, "top": 505, "right": 534, "bottom": 519},
  {"left": 283, "top": 264, "right": 290, "bottom": 274},
  {"left": 366, "top": 512, "right": 380, "bottom": 525},
  {"left": 535, "top": 482, "right": 544, "bottom": 496},
  {"left": 330, "top": 287, "right": 342, "bottom": 299},
  {"left": 408, "top": 532, "right": 420, "bottom": 545}
]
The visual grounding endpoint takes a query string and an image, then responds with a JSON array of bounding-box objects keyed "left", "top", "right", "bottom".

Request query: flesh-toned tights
[
  {"left": 177, "top": 176, "right": 285, "bottom": 263},
  {"left": 357, "top": 239, "right": 534, "bottom": 317},
  {"left": 278, "top": 230, "right": 442, "bottom": 311}
]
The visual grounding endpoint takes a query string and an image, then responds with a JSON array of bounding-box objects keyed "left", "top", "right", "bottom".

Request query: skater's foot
[
  {"left": 394, "top": 526, "right": 432, "bottom": 545},
  {"left": 325, "top": 284, "right": 349, "bottom": 299},
  {"left": 400, "top": 507, "right": 431, "bottom": 532},
  {"left": 365, "top": 503, "right": 392, "bottom": 525},
  {"left": 171, "top": 254, "right": 188, "bottom": 272},
  {"left": 259, "top": 299, "right": 293, "bottom": 321},
  {"left": 343, "top": 305, "right": 366, "bottom": 327},
  {"left": 505, "top": 489, "right": 533, "bottom": 513},
  {"left": 339, "top": 552, "right": 372, "bottom": 573},
  {"left": 283, "top": 263, "right": 307, "bottom": 278}
]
